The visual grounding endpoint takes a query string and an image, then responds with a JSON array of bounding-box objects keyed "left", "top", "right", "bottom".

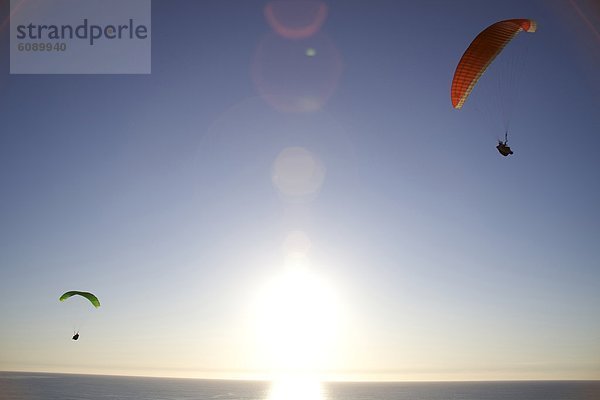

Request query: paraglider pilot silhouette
[
  {"left": 59, "top": 291, "right": 100, "bottom": 340},
  {"left": 496, "top": 132, "right": 513, "bottom": 156}
]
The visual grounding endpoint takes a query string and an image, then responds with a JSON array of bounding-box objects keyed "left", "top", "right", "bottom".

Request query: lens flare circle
[
  {"left": 272, "top": 147, "right": 326, "bottom": 200},
  {"left": 283, "top": 230, "right": 312, "bottom": 256},
  {"left": 252, "top": 32, "right": 343, "bottom": 113},
  {"left": 264, "top": 1, "right": 328, "bottom": 40}
]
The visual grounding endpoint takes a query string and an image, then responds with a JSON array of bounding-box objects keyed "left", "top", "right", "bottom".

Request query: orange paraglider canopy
[{"left": 451, "top": 19, "right": 536, "bottom": 109}]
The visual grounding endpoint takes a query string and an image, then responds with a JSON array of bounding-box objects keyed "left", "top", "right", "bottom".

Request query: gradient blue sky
[{"left": 1, "top": 0, "right": 599, "bottom": 381}]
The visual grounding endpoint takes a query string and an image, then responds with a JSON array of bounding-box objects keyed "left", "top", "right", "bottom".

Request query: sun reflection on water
[{"left": 267, "top": 376, "right": 326, "bottom": 400}]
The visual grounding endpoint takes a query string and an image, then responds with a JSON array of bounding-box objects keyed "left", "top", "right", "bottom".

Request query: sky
[{"left": 0, "top": 0, "right": 599, "bottom": 382}]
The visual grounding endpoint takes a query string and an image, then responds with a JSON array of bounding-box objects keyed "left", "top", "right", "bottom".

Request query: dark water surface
[{"left": 1, "top": 372, "right": 599, "bottom": 400}]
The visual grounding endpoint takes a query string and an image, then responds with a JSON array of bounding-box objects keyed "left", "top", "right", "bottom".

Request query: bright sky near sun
[{"left": 1, "top": 0, "right": 599, "bottom": 382}]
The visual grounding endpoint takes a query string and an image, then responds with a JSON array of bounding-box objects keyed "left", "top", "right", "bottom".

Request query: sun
[{"left": 250, "top": 251, "right": 342, "bottom": 376}]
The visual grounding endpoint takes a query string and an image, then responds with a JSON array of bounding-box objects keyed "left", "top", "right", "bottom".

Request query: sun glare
[{"left": 251, "top": 252, "right": 341, "bottom": 375}]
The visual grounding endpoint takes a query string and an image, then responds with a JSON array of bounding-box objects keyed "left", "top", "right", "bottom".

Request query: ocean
[{"left": 1, "top": 372, "right": 599, "bottom": 400}]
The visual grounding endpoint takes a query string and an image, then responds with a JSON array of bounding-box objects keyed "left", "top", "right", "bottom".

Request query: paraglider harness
[{"left": 496, "top": 132, "right": 513, "bottom": 156}]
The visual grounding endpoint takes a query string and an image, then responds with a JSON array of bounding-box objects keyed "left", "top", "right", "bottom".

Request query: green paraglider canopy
[{"left": 59, "top": 291, "right": 100, "bottom": 308}]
